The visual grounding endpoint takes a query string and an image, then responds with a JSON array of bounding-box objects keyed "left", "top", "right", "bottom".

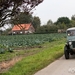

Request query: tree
[
  {"left": 49, "top": 25, "right": 58, "bottom": 33},
  {"left": 47, "top": 20, "right": 53, "bottom": 26},
  {"left": 12, "top": 12, "right": 33, "bottom": 24},
  {"left": 32, "top": 16, "right": 41, "bottom": 31},
  {"left": 57, "top": 23, "right": 67, "bottom": 29},
  {"left": 36, "top": 24, "right": 58, "bottom": 33},
  {"left": 0, "top": 0, "right": 43, "bottom": 27},
  {"left": 70, "top": 14, "right": 75, "bottom": 28},
  {"left": 55, "top": 17, "right": 70, "bottom": 25},
  {"left": 11, "top": 12, "right": 33, "bottom": 34},
  {"left": 71, "top": 15, "right": 75, "bottom": 20},
  {"left": 69, "top": 20, "right": 75, "bottom": 27}
]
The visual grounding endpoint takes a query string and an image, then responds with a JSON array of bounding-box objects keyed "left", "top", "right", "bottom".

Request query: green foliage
[
  {"left": 36, "top": 15, "right": 75, "bottom": 34},
  {"left": 55, "top": 17, "right": 70, "bottom": 25},
  {"left": 0, "top": 0, "right": 43, "bottom": 27},
  {"left": 8, "top": 48, "right": 13, "bottom": 53},
  {"left": 57, "top": 23, "right": 67, "bottom": 29},
  {"left": 0, "top": 39, "right": 65, "bottom": 75},
  {"left": 0, "top": 44, "right": 6, "bottom": 54},
  {"left": 0, "top": 44, "right": 13, "bottom": 54},
  {"left": 70, "top": 20, "right": 75, "bottom": 27},
  {"left": 0, "top": 48, "right": 5, "bottom": 54},
  {"left": 12, "top": 12, "right": 33, "bottom": 25},
  {"left": 32, "top": 16, "right": 41, "bottom": 30},
  {"left": 0, "top": 34, "right": 65, "bottom": 52},
  {"left": 47, "top": 19, "right": 53, "bottom": 25},
  {"left": 71, "top": 14, "right": 75, "bottom": 20},
  {"left": 36, "top": 25, "right": 58, "bottom": 33}
]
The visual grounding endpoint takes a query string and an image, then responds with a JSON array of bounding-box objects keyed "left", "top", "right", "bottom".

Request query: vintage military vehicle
[{"left": 64, "top": 27, "right": 75, "bottom": 59}]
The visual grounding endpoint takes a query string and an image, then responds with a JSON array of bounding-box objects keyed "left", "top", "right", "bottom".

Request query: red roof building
[{"left": 11, "top": 23, "right": 35, "bottom": 34}]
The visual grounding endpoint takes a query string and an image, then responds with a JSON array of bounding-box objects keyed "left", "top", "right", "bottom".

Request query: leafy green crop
[{"left": 0, "top": 33, "right": 66, "bottom": 54}]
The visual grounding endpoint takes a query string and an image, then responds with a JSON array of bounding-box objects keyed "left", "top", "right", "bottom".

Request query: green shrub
[
  {"left": 0, "top": 48, "right": 5, "bottom": 54},
  {"left": 8, "top": 47, "right": 13, "bottom": 52}
]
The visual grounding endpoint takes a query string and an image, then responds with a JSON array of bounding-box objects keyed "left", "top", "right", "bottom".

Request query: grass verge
[
  {"left": 0, "top": 47, "right": 42, "bottom": 62},
  {"left": 0, "top": 39, "right": 65, "bottom": 75}
]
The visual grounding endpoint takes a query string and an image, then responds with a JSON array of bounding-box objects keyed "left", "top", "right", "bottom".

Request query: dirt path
[
  {"left": 34, "top": 55, "right": 75, "bottom": 75},
  {"left": 0, "top": 56, "right": 23, "bottom": 73}
]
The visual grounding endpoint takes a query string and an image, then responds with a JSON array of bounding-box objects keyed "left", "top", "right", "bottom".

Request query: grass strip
[
  {"left": 0, "top": 48, "right": 41, "bottom": 62},
  {"left": 0, "top": 39, "right": 65, "bottom": 75}
]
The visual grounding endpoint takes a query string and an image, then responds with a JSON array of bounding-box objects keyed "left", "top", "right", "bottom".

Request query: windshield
[{"left": 67, "top": 30, "right": 75, "bottom": 36}]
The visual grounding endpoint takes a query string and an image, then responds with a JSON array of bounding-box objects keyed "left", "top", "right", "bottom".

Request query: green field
[
  {"left": 0, "top": 33, "right": 66, "bottom": 47},
  {"left": 0, "top": 33, "right": 66, "bottom": 75}
]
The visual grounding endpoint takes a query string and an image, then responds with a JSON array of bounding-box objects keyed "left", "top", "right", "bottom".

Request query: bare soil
[{"left": 0, "top": 56, "right": 23, "bottom": 73}]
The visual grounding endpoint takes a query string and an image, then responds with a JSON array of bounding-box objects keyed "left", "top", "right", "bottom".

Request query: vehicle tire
[{"left": 64, "top": 46, "right": 69, "bottom": 59}]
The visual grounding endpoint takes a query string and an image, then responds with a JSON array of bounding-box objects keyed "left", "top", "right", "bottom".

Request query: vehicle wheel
[{"left": 64, "top": 46, "right": 69, "bottom": 59}]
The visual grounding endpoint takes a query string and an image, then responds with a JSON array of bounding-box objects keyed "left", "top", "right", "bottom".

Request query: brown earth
[{"left": 0, "top": 56, "right": 23, "bottom": 73}]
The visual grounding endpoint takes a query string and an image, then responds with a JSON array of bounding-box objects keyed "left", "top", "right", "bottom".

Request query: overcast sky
[{"left": 33, "top": 0, "right": 75, "bottom": 25}]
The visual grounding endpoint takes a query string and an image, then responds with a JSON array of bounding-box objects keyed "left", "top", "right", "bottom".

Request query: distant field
[
  {"left": 0, "top": 33, "right": 66, "bottom": 54},
  {"left": 0, "top": 33, "right": 66, "bottom": 48}
]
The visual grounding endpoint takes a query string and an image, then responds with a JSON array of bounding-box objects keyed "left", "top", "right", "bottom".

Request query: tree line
[
  {"left": 36, "top": 15, "right": 75, "bottom": 33},
  {"left": 2, "top": 13, "right": 75, "bottom": 34},
  {"left": 14, "top": 13, "right": 75, "bottom": 33}
]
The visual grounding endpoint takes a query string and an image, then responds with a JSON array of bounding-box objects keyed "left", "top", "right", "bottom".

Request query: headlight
[{"left": 69, "top": 41, "right": 72, "bottom": 45}]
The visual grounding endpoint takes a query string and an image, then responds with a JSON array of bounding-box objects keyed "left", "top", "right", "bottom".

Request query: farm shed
[{"left": 10, "top": 23, "right": 35, "bottom": 35}]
